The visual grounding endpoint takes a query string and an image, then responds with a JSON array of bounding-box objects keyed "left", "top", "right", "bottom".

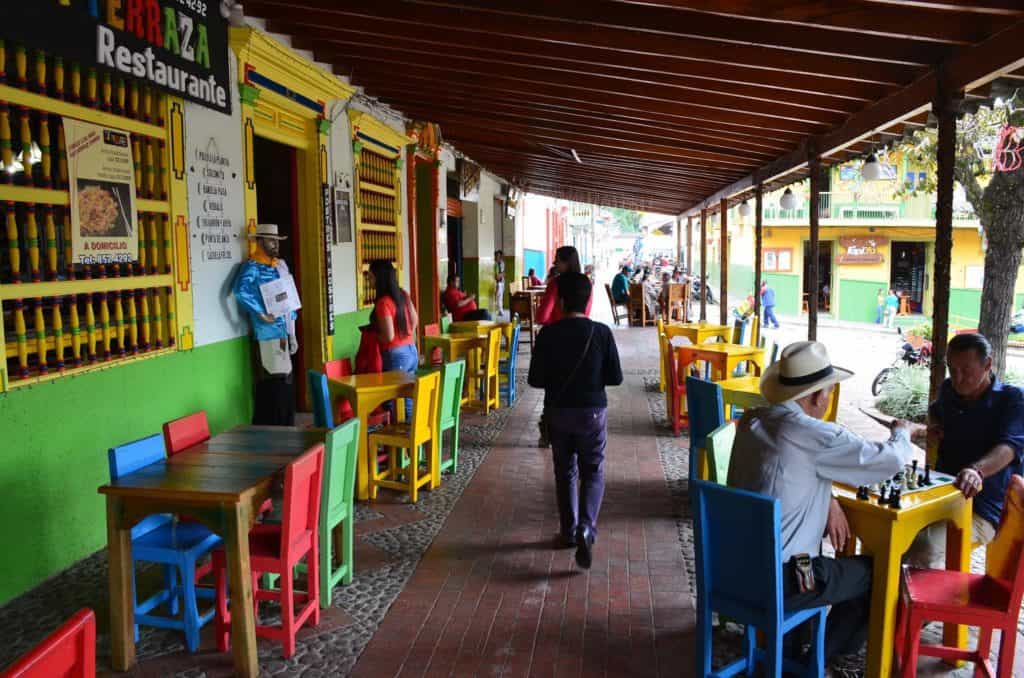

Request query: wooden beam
[
  {"left": 719, "top": 198, "right": 729, "bottom": 326},
  {"left": 686, "top": 216, "right": 693, "bottom": 275},
  {"left": 676, "top": 215, "right": 683, "bottom": 270},
  {"left": 700, "top": 208, "right": 708, "bottom": 321},
  {"left": 807, "top": 152, "right": 821, "bottom": 341},
  {"left": 753, "top": 184, "right": 763, "bottom": 346}
]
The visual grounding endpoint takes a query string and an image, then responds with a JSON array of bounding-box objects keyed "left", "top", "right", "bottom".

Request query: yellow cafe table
[
  {"left": 328, "top": 371, "right": 419, "bottom": 501},
  {"left": 834, "top": 482, "right": 971, "bottom": 678},
  {"left": 422, "top": 332, "right": 489, "bottom": 403},
  {"left": 449, "top": 319, "right": 496, "bottom": 333},
  {"left": 716, "top": 376, "right": 840, "bottom": 422},
  {"left": 664, "top": 320, "right": 733, "bottom": 345},
  {"left": 681, "top": 343, "right": 765, "bottom": 381}
]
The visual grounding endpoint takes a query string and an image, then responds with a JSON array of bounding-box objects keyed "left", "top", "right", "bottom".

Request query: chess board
[{"left": 855, "top": 465, "right": 958, "bottom": 506}]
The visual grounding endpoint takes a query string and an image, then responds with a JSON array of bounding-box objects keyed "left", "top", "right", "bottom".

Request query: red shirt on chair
[{"left": 442, "top": 285, "right": 478, "bottom": 322}]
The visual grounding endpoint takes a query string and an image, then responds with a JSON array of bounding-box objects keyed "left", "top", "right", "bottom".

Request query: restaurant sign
[
  {"left": 4, "top": 0, "right": 231, "bottom": 114},
  {"left": 837, "top": 236, "right": 887, "bottom": 264}
]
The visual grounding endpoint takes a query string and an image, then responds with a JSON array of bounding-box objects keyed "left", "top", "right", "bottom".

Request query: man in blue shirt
[
  {"left": 761, "top": 281, "right": 780, "bottom": 328},
  {"left": 610, "top": 266, "right": 630, "bottom": 305},
  {"left": 906, "top": 333, "right": 1024, "bottom": 568}
]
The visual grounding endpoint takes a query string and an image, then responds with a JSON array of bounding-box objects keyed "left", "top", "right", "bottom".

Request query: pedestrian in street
[
  {"left": 528, "top": 272, "right": 623, "bottom": 569},
  {"left": 761, "top": 280, "right": 781, "bottom": 329},
  {"left": 493, "top": 249, "right": 505, "bottom": 320},
  {"left": 875, "top": 288, "right": 885, "bottom": 324},
  {"left": 885, "top": 289, "right": 900, "bottom": 329}
]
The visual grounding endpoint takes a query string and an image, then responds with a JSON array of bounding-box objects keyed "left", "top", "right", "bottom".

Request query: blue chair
[
  {"left": 693, "top": 480, "right": 827, "bottom": 677},
  {"left": 686, "top": 377, "right": 725, "bottom": 482},
  {"left": 108, "top": 434, "right": 222, "bottom": 652},
  {"left": 308, "top": 369, "right": 334, "bottom": 428},
  {"left": 499, "top": 323, "right": 521, "bottom": 406}
]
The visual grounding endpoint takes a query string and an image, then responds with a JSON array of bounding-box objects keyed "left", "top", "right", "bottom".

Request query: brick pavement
[{"left": 352, "top": 332, "right": 695, "bottom": 678}]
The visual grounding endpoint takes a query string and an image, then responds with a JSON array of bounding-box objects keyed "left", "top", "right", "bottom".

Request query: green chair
[
  {"left": 440, "top": 315, "right": 451, "bottom": 333},
  {"left": 265, "top": 419, "right": 361, "bottom": 607},
  {"left": 438, "top": 360, "right": 467, "bottom": 474},
  {"left": 706, "top": 421, "right": 736, "bottom": 485}
]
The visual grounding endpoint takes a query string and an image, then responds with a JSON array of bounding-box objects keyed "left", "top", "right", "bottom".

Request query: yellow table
[
  {"left": 684, "top": 343, "right": 765, "bottom": 381},
  {"left": 835, "top": 483, "right": 971, "bottom": 678},
  {"left": 449, "top": 319, "right": 496, "bottom": 332},
  {"left": 423, "top": 332, "right": 489, "bottom": 402},
  {"left": 717, "top": 376, "right": 840, "bottom": 422},
  {"left": 328, "top": 371, "right": 418, "bottom": 501},
  {"left": 664, "top": 321, "right": 733, "bottom": 345}
]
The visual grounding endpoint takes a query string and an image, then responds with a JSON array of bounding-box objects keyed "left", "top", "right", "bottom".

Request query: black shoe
[
  {"left": 555, "top": 532, "right": 577, "bottom": 549},
  {"left": 575, "top": 525, "right": 595, "bottom": 569}
]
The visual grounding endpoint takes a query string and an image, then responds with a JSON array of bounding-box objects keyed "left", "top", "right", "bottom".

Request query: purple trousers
[{"left": 547, "top": 407, "right": 608, "bottom": 538}]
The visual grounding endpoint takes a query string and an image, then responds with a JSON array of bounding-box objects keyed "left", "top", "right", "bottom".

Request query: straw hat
[
  {"left": 248, "top": 223, "right": 287, "bottom": 240},
  {"left": 760, "top": 341, "right": 853, "bottom": 405}
]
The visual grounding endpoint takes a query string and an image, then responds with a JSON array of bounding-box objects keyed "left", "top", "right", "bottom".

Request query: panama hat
[
  {"left": 248, "top": 223, "right": 287, "bottom": 240},
  {"left": 760, "top": 341, "right": 853, "bottom": 405}
]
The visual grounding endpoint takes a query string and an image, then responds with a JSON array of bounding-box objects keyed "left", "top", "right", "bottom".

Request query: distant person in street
[
  {"left": 657, "top": 271, "right": 671, "bottom": 314},
  {"left": 494, "top": 249, "right": 506, "bottom": 320},
  {"left": 761, "top": 281, "right": 780, "bottom": 329},
  {"left": 729, "top": 341, "right": 918, "bottom": 667},
  {"left": 884, "top": 289, "right": 900, "bottom": 328},
  {"left": 528, "top": 272, "right": 623, "bottom": 569},
  {"left": 641, "top": 271, "right": 659, "bottom": 319},
  {"left": 611, "top": 266, "right": 630, "bottom": 305},
  {"left": 442, "top": 274, "right": 491, "bottom": 321},
  {"left": 905, "top": 333, "right": 1024, "bottom": 569},
  {"left": 875, "top": 288, "right": 885, "bottom": 324},
  {"left": 528, "top": 268, "right": 544, "bottom": 288}
]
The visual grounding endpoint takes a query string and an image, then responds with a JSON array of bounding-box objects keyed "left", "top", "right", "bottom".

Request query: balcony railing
[{"left": 757, "top": 192, "right": 977, "bottom": 224}]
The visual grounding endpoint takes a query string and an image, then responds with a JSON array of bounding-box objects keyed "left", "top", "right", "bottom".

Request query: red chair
[
  {"left": 423, "top": 323, "right": 443, "bottom": 366},
  {"left": 3, "top": 608, "right": 95, "bottom": 677},
  {"left": 894, "top": 474, "right": 1024, "bottom": 678},
  {"left": 661, "top": 334, "right": 688, "bottom": 436},
  {"left": 323, "top": 358, "right": 352, "bottom": 380},
  {"left": 163, "top": 411, "right": 210, "bottom": 456},
  {"left": 327, "top": 356, "right": 390, "bottom": 429},
  {"left": 213, "top": 445, "right": 325, "bottom": 658}
]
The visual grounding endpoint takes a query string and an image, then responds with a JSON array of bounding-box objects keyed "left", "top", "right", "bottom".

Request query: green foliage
[
  {"left": 875, "top": 365, "right": 931, "bottom": 423},
  {"left": 604, "top": 207, "right": 641, "bottom": 233},
  {"left": 910, "top": 322, "right": 932, "bottom": 341}
]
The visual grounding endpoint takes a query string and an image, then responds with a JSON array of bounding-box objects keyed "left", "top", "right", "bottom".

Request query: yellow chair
[
  {"left": 368, "top": 370, "right": 441, "bottom": 504},
  {"left": 657, "top": 318, "right": 667, "bottom": 392},
  {"left": 470, "top": 327, "right": 502, "bottom": 413}
]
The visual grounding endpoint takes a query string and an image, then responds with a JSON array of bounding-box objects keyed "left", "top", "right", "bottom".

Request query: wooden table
[
  {"left": 99, "top": 426, "right": 326, "bottom": 678},
  {"left": 328, "top": 371, "right": 418, "bottom": 501},
  {"left": 678, "top": 343, "right": 765, "bottom": 381},
  {"left": 664, "top": 321, "right": 733, "bottom": 345},
  {"left": 835, "top": 483, "right": 971, "bottom": 678},
  {"left": 716, "top": 377, "right": 840, "bottom": 422}
]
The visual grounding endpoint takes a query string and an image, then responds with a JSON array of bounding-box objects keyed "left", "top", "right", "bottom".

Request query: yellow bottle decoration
[
  {"left": 115, "top": 78, "right": 126, "bottom": 116},
  {"left": 126, "top": 290, "right": 138, "bottom": 353},
  {"left": 85, "top": 67, "right": 97, "bottom": 108},
  {"left": 146, "top": 214, "right": 159, "bottom": 273},
  {"left": 14, "top": 299, "right": 29, "bottom": 379},
  {"left": 34, "top": 298, "right": 47, "bottom": 374},
  {"left": 34, "top": 51, "right": 46, "bottom": 95},
  {"left": 61, "top": 207, "right": 74, "bottom": 279},
  {"left": 39, "top": 115, "right": 51, "bottom": 188},
  {"left": 113, "top": 291, "right": 125, "bottom": 356},
  {"left": 85, "top": 295, "right": 98, "bottom": 362},
  {"left": 139, "top": 288, "right": 151, "bottom": 350},
  {"left": 70, "top": 63, "right": 81, "bottom": 104},
  {"left": 43, "top": 205, "right": 56, "bottom": 279},
  {"left": 52, "top": 297, "right": 65, "bottom": 371},
  {"left": 161, "top": 215, "right": 172, "bottom": 273},
  {"left": 69, "top": 295, "right": 81, "bottom": 366},
  {"left": 165, "top": 286, "right": 176, "bottom": 347},
  {"left": 4, "top": 203, "right": 18, "bottom": 282},
  {"left": 53, "top": 56, "right": 64, "bottom": 100},
  {"left": 143, "top": 138, "right": 155, "bottom": 199},
  {"left": 14, "top": 45, "right": 26, "bottom": 90},
  {"left": 0, "top": 103, "right": 12, "bottom": 176},
  {"left": 151, "top": 288, "right": 164, "bottom": 348},
  {"left": 18, "top": 106, "right": 32, "bottom": 186},
  {"left": 56, "top": 121, "right": 68, "bottom": 188},
  {"left": 25, "top": 204, "right": 39, "bottom": 282}
]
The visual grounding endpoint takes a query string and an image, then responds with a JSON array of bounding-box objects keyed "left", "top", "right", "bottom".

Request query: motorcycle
[
  {"left": 871, "top": 328, "right": 932, "bottom": 396},
  {"left": 689, "top": 275, "right": 717, "bottom": 305}
]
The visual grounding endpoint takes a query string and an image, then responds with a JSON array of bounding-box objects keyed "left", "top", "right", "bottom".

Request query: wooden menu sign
[{"left": 838, "top": 236, "right": 887, "bottom": 264}]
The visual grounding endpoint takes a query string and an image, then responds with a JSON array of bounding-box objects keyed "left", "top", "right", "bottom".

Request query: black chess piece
[
  {"left": 923, "top": 464, "right": 932, "bottom": 486},
  {"left": 889, "top": 487, "right": 902, "bottom": 510},
  {"left": 857, "top": 486, "right": 868, "bottom": 500},
  {"left": 912, "top": 459, "right": 918, "bottom": 475},
  {"left": 878, "top": 484, "right": 889, "bottom": 505}
]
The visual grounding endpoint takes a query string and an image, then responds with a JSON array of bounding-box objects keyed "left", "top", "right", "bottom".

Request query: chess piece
[
  {"left": 923, "top": 464, "right": 932, "bottom": 486},
  {"left": 889, "top": 487, "right": 902, "bottom": 510},
  {"left": 857, "top": 486, "right": 868, "bottom": 500},
  {"left": 907, "top": 471, "right": 918, "bottom": 490},
  {"left": 912, "top": 459, "right": 919, "bottom": 475},
  {"left": 869, "top": 483, "right": 880, "bottom": 495},
  {"left": 878, "top": 483, "right": 889, "bottom": 505}
]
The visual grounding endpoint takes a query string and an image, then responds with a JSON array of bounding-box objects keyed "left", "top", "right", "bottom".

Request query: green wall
[
  {"left": 947, "top": 289, "right": 1024, "bottom": 328},
  {"left": 728, "top": 263, "right": 755, "bottom": 299},
  {"left": 0, "top": 337, "right": 253, "bottom": 605},
  {"left": 332, "top": 308, "right": 372, "bottom": 360},
  {"left": 461, "top": 257, "right": 495, "bottom": 312},
  {"left": 839, "top": 279, "right": 886, "bottom": 323},
  {"left": 765, "top": 273, "right": 800, "bottom": 316}
]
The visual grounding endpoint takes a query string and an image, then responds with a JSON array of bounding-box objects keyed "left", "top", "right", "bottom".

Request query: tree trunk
[{"left": 977, "top": 166, "right": 1024, "bottom": 377}]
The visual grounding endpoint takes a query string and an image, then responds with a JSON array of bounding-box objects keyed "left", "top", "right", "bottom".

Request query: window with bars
[
  {"left": 354, "top": 143, "right": 401, "bottom": 308},
  {"left": 0, "top": 42, "right": 185, "bottom": 390}
]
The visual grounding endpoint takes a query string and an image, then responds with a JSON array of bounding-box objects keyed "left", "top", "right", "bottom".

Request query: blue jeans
[
  {"left": 383, "top": 343, "right": 419, "bottom": 420},
  {"left": 876, "top": 305, "right": 884, "bottom": 324},
  {"left": 763, "top": 305, "right": 780, "bottom": 328}
]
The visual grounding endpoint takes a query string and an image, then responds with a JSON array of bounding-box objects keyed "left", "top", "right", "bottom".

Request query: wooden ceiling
[{"left": 246, "top": 0, "right": 1024, "bottom": 214}]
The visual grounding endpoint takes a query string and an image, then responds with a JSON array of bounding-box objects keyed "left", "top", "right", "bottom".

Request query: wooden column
[
  {"left": 808, "top": 153, "right": 821, "bottom": 341},
  {"left": 719, "top": 198, "right": 729, "bottom": 326},
  {"left": 753, "top": 185, "right": 763, "bottom": 346},
  {"left": 686, "top": 216, "right": 693, "bottom": 272},
  {"left": 675, "top": 215, "right": 682, "bottom": 268},
  {"left": 699, "top": 208, "right": 708, "bottom": 321},
  {"left": 929, "top": 77, "right": 957, "bottom": 437}
]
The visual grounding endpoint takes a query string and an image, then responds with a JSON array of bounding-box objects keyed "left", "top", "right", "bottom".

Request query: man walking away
[
  {"left": 529, "top": 272, "right": 623, "bottom": 569},
  {"left": 761, "top": 280, "right": 780, "bottom": 329},
  {"left": 494, "top": 249, "right": 506, "bottom": 320}
]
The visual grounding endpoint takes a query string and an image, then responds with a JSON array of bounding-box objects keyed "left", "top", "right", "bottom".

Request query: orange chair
[
  {"left": 423, "top": 323, "right": 443, "bottom": 366},
  {"left": 3, "top": 608, "right": 95, "bottom": 678},
  {"left": 162, "top": 411, "right": 210, "bottom": 456},
  {"left": 894, "top": 474, "right": 1024, "bottom": 678},
  {"left": 663, "top": 334, "right": 688, "bottom": 436},
  {"left": 214, "top": 445, "right": 325, "bottom": 659}
]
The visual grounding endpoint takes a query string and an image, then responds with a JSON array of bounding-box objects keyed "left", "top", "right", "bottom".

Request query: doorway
[
  {"left": 802, "top": 240, "right": 834, "bottom": 313},
  {"left": 252, "top": 135, "right": 305, "bottom": 406},
  {"left": 891, "top": 242, "right": 927, "bottom": 313}
]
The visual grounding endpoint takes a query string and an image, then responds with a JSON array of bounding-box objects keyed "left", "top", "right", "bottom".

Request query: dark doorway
[
  {"left": 802, "top": 240, "right": 834, "bottom": 313},
  {"left": 891, "top": 242, "right": 927, "bottom": 313},
  {"left": 252, "top": 135, "right": 305, "bottom": 407},
  {"left": 447, "top": 215, "right": 463, "bottom": 283}
]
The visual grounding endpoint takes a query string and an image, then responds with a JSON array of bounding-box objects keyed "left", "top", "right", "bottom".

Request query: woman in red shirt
[
  {"left": 535, "top": 246, "right": 592, "bottom": 325},
  {"left": 370, "top": 260, "right": 419, "bottom": 416}
]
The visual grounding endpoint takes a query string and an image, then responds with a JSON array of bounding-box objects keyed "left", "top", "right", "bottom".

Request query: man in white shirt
[{"left": 728, "top": 341, "right": 918, "bottom": 667}]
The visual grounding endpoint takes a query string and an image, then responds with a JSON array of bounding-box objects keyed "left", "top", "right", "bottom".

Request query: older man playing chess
[{"left": 728, "top": 341, "right": 918, "bottom": 671}]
